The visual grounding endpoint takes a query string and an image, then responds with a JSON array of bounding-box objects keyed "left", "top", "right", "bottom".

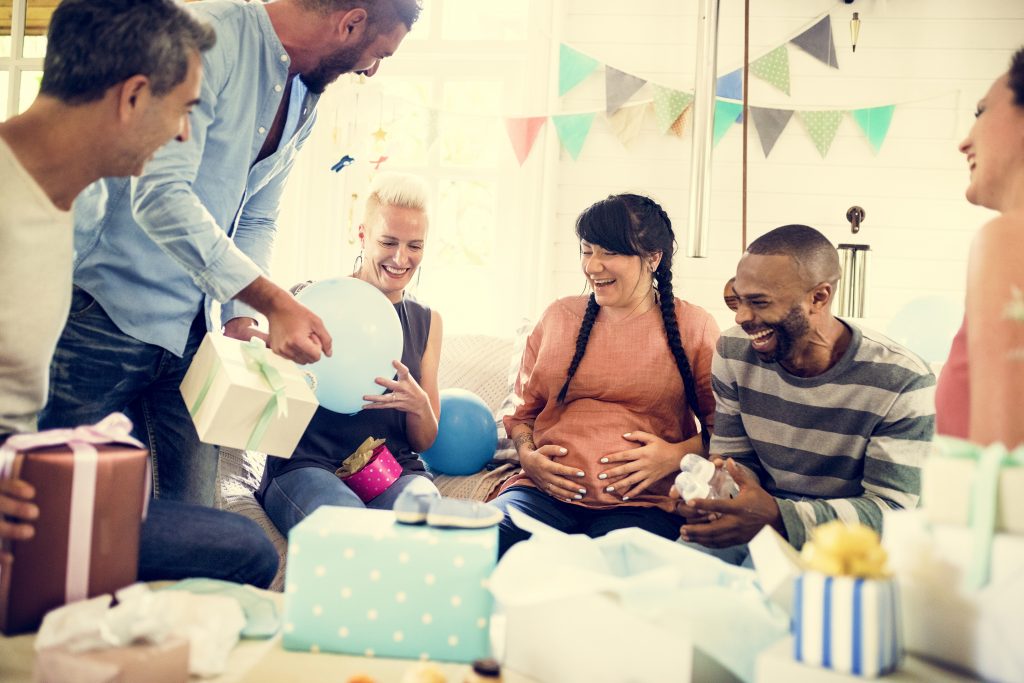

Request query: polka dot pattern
[
  {"left": 281, "top": 507, "right": 497, "bottom": 663},
  {"left": 798, "top": 110, "right": 843, "bottom": 157},
  {"left": 652, "top": 85, "right": 694, "bottom": 133},
  {"left": 750, "top": 46, "right": 791, "bottom": 96}
]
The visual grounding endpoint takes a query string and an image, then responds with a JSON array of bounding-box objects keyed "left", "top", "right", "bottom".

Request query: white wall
[{"left": 548, "top": 0, "right": 1024, "bottom": 347}]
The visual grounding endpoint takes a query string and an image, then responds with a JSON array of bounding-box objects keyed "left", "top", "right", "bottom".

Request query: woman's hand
[
  {"left": 597, "top": 431, "right": 682, "bottom": 501},
  {"left": 363, "top": 360, "right": 431, "bottom": 418},
  {"left": 520, "top": 444, "right": 588, "bottom": 502}
]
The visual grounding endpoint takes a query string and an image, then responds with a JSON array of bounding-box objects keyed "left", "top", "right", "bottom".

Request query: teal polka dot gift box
[{"left": 282, "top": 507, "right": 497, "bottom": 663}]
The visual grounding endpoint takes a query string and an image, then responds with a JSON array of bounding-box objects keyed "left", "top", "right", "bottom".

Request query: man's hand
[
  {"left": 222, "top": 317, "right": 268, "bottom": 344},
  {"left": 0, "top": 478, "right": 38, "bottom": 543},
  {"left": 597, "top": 431, "right": 681, "bottom": 501},
  {"left": 678, "top": 458, "right": 784, "bottom": 548},
  {"left": 235, "top": 276, "right": 333, "bottom": 364}
]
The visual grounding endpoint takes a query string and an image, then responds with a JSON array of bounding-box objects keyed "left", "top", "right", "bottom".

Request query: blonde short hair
[{"left": 362, "top": 172, "right": 430, "bottom": 231}]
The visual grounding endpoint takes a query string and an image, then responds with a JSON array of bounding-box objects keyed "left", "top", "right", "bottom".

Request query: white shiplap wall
[{"left": 546, "top": 0, "right": 1024, "bottom": 344}]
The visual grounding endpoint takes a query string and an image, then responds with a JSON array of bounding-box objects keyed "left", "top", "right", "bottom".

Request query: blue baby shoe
[
  {"left": 425, "top": 498, "right": 503, "bottom": 529},
  {"left": 394, "top": 487, "right": 441, "bottom": 524}
]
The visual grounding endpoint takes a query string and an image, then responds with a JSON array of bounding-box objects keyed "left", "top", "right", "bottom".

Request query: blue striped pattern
[{"left": 793, "top": 572, "right": 902, "bottom": 676}]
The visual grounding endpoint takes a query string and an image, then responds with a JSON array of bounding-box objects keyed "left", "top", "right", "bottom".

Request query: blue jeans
[
  {"left": 262, "top": 466, "right": 439, "bottom": 536},
  {"left": 139, "top": 499, "right": 279, "bottom": 589},
  {"left": 678, "top": 539, "right": 753, "bottom": 568},
  {"left": 39, "top": 287, "right": 217, "bottom": 505},
  {"left": 491, "top": 486, "right": 685, "bottom": 558}
]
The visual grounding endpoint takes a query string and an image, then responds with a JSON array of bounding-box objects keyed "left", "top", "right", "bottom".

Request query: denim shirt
[{"left": 72, "top": 0, "right": 319, "bottom": 356}]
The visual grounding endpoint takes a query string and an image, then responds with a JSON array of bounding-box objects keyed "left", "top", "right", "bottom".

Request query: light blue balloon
[
  {"left": 885, "top": 295, "right": 963, "bottom": 364},
  {"left": 295, "top": 277, "right": 403, "bottom": 414},
  {"left": 421, "top": 389, "right": 497, "bottom": 476}
]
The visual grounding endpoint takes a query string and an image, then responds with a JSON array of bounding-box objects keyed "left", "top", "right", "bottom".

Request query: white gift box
[
  {"left": 883, "top": 510, "right": 1024, "bottom": 682},
  {"left": 921, "top": 443, "right": 1024, "bottom": 534},
  {"left": 179, "top": 334, "right": 318, "bottom": 457},
  {"left": 489, "top": 510, "right": 788, "bottom": 683}
]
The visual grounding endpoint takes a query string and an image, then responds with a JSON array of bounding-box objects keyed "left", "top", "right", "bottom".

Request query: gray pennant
[
  {"left": 605, "top": 66, "right": 648, "bottom": 115},
  {"left": 750, "top": 107, "right": 794, "bottom": 157},
  {"left": 791, "top": 16, "right": 838, "bottom": 69}
]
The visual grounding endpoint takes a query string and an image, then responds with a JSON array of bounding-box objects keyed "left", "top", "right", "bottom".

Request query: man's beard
[
  {"left": 300, "top": 42, "right": 368, "bottom": 95},
  {"left": 748, "top": 304, "right": 809, "bottom": 364}
]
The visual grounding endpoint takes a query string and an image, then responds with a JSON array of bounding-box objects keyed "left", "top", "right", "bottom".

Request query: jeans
[
  {"left": 678, "top": 539, "right": 754, "bottom": 568},
  {"left": 262, "top": 466, "right": 439, "bottom": 536},
  {"left": 39, "top": 287, "right": 217, "bottom": 505},
  {"left": 139, "top": 499, "right": 279, "bottom": 589},
  {"left": 491, "top": 486, "right": 685, "bottom": 558}
]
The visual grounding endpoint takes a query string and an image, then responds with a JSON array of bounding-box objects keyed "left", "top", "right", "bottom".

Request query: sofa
[{"left": 215, "top": 332, "right": 526, "bottom": 591}]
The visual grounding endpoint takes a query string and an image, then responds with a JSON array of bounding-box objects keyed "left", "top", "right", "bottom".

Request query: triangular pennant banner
[
  {"left": 652, "top": 85, "right": 693, "bottom": 133},
  {"left": 750, "top": 106, "right": 794, "bottom": 157},
  {"left": 791, "top": 16, "right": 838, "bottom": 69},
  {"left": 750, "top": 46, "right": 791, "bottom": 95},
  {"left": 605, "top": 66, "right": 648, "bottom": 115},
  {"left": 559, "top": 44, "right": 600, "bottom": 96},
  {"left": 606, "top": 103, "right": 648, "bottom": 147},
  {"left": 716, "top": 69, "right": 743, "bottom": 100},
  {"left": 851, "top": 105, "right": 895, "bottom": 153},
  {"left": 505, "top": 116, "right": 546, "bottom": 166},
  {"left": 798, "top": 110, "right": 843, "bottom": 157},
  {"left": 669, "top": 105, "right": 691, "bottom": 138},
  {"left": 552, "top": 112, "right": 596, "bottom": 160},
  {"left": 713, "top": 100, "right": 744, "bottom": 146}
]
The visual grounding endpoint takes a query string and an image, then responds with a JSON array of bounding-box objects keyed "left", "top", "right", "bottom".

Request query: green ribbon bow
[
  {"left": 934, "top": 436, "right": 1024, "bottom": 589},
  {"left": 189, "top": 338, "right": 289, "bottom": 452}
]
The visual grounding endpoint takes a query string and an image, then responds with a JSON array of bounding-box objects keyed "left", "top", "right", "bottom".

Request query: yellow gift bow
[
  {"left": 799, "top": 520, "right": 889, "bottom": 579},
  {"left": 335, "top": 437, "right": 386, "bottom": 478}
]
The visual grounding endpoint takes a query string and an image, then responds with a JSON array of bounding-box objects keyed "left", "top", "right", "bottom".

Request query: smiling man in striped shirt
[{"left": 678, "top": 224, "right": 934, "bottom": 558}]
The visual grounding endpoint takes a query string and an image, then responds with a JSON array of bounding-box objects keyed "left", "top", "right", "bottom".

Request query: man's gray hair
[{"left": 40, "top": 0, "right": 215, "bottom": 105}]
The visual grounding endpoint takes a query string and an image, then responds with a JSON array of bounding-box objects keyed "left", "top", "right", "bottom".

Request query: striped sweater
[{"left": 710, "top": 321, "right": 935, "bottom": 549}]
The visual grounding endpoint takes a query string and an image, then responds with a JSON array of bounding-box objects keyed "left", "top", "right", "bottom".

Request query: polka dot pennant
[
  {"left": 798, "top": 110, "right": 843, "bottom": 157},
  {"left": 652, "top": 85, "right": 695, "bottom": 134},
  {"left": 750, "top": 45, "right": 791, "bottom": 96}
]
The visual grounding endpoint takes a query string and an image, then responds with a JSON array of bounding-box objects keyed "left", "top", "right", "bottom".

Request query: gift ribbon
[
  {"left": 188, "top": 338, "right": 289, "bottom": 452},
  {"left": 934, "top": 436, "right": 1024, "bottom": 589},
  {"left": 0, "top": 413, "right": 148, "bottom": 603}
]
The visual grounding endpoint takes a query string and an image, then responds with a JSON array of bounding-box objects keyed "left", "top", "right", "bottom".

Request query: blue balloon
[
  {"left": 295, "top": 277, "right": 403, "bottom": 414},
  {"left": 885, "top": 295, "right": 963, "bottom": 364},
  {"left": 421, "top": 389, "right": 497, "bottom": 475}
]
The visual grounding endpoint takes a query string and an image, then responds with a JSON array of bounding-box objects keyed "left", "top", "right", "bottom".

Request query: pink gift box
[{"left": 340, "top": 444, "right": 402, "bottom": 502}]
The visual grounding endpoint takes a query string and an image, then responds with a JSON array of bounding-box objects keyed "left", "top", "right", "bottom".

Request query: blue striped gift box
[{"left": 792, "top": 571, "right": 902, "bottom": 677}]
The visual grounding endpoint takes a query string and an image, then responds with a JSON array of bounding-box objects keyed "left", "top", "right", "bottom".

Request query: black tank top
[{"left": 257, "top": 295, "right": 433, "bottom": 500}]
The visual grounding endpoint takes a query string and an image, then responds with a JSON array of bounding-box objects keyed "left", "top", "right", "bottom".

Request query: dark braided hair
[{"left": 556, "top": 194, "right": 710, "bottom": 449}]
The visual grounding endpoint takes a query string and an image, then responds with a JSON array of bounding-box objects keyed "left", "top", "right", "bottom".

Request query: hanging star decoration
[
  {"left": 369, "top": 155, "right": 389, "bottom": 170},
  {"left": 330, "top": 154, "right": 355, "bottom": 172},
  {"left": 371, "top": 127, "right": 388, "bottom": 143}
]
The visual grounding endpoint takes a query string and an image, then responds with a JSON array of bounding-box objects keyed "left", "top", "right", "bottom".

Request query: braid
[
  {"left": 642, "top": 200, "right": 710, "bottom": 450},
  {"left": 557, "top": 294, "right": 600, "bottom": 404},
  {"left": 656, "top": 274, "right": 710, "bottom": 449}
]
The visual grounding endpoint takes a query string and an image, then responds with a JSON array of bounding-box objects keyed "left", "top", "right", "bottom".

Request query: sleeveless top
[
  {"left": 935, "top": 315, "right": 969, "bottom": 439},
  {"left": 257, "top": 294, "right": 433, "bottom": 500}
]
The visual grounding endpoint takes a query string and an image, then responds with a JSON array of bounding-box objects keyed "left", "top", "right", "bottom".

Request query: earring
[
  {"left": 353, "top": 251, "right": 363, "bottom": 273},
  {"left": 416, "top": 267, "right": 422, "bottom": 287}
]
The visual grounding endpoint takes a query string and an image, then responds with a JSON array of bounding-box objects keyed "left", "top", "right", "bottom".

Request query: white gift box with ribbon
[{"left": 179, "top": 334, "right": 318, "bottom": 457}]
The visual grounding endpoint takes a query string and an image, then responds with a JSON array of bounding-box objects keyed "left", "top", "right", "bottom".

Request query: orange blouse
[{"left": 502, "top": 295, "right": 719, "bottom": 512}]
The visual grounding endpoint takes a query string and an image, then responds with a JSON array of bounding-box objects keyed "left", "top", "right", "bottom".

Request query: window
[
  {"left": 272, "top": 0, "right": 556, "bottom": 336},
  {"left": 0, "top": 0, "right": 52, "bottom": 119}
]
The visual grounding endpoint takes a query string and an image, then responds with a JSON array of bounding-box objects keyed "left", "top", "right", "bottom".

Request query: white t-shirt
[{"left": 0, "top": 136, "right": 73, "bottom": 436}]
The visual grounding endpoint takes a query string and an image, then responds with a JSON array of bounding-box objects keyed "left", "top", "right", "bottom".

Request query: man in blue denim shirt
[
  {"left": 2, "top": 0, "right": 278, "bottom": 589},
  {"left": 40, "top": 0, "right": 419, "bottom": 506}
]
